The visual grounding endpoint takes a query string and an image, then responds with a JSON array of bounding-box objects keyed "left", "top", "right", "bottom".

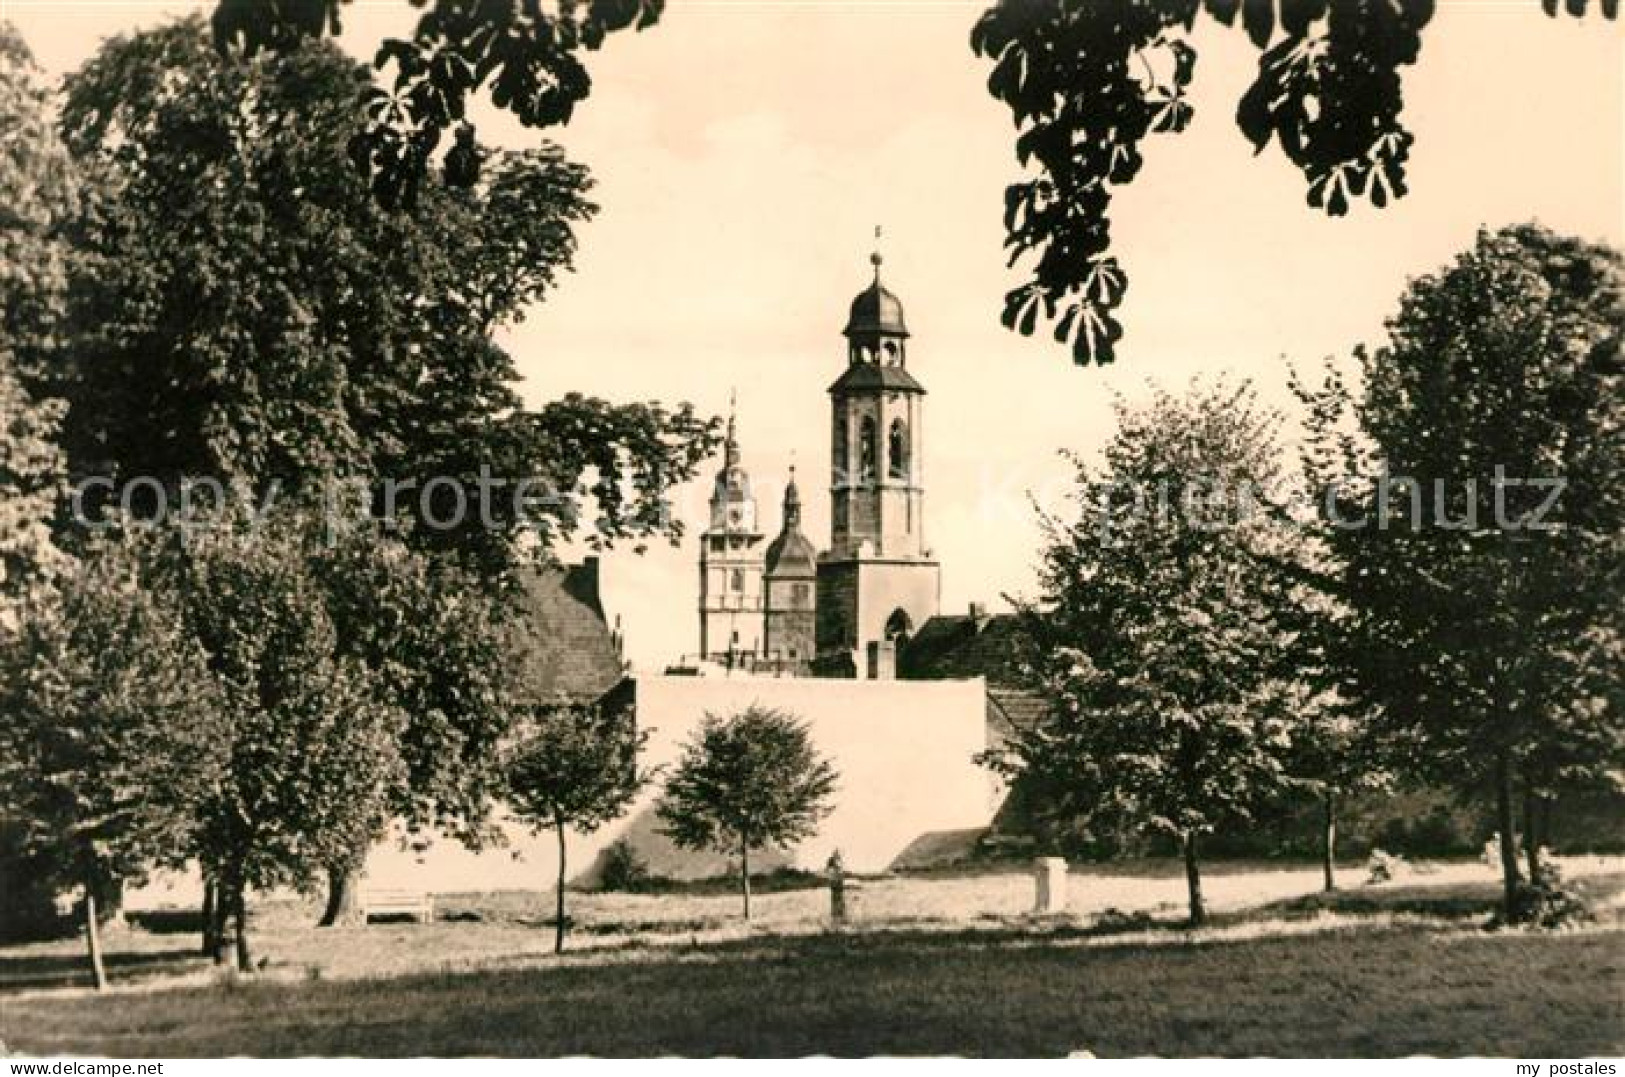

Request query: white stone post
[{"left": 1033, "top": 856, "right": 1069, "bottom": 914}]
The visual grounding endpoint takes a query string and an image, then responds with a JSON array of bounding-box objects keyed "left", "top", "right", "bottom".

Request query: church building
[{"left": 692, "top": 246, "right": 941, "bottom": 678}]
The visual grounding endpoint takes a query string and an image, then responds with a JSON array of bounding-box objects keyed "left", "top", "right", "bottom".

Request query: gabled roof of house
[
  {"left": 986, "top": 687, "right": 1048, "bottom": 749},
  {"left": 508, "top": 559, "right": 624, "bottom": 705},
  {"left": 899, "top": 611, "right": 1026, "bottom": 685}
]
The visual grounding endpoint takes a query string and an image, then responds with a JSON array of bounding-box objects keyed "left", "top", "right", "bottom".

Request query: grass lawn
[{"left": 3, "top": 858, "right": 1622, "bottom": 1057}]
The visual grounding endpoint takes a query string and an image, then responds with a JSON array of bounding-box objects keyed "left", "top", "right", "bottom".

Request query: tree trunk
[
  {"left": 1494, "top": 749, "right": 1523, "bottom": 917},
  {"left": 554, "top": 817, "right": 568, "bottom": 955},
  {"left": 318, "top": 864, "right": 359, "bottom": 927},
  {"left": 200, "top": 881, "right": 217, "bottom": 957},
  {"left": 1182, "top": 830, "right": 1206, "bottom": 926},
  {"left": 739, "top": 838, "right": 752, "bottom": 922},
  {"left": 232, "top": 884, "right": 253, "bottom": 974},
  {"left": 1321, "top": 790, "right": 1338, "bottom": 893},
  {"left": 1522, "top": 785, "right": 1542, "bottom": 884},
  {"left": 210, "top": 885, "right": 232, "bottom": 966},
  {"left": 84, "top": 887, "right": 108, "bottom": 992}
]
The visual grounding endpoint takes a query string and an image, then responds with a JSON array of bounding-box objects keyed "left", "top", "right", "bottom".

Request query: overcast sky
[{"left": 10, "top": 0, "right": 1621, "bottom": 668}]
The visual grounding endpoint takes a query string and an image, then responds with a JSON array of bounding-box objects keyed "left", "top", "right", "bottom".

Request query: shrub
[
  {"left": 1491, "top": 862, "right": 1593, "bottom": 930},
  {"left": 597, "top": 839, "right": 650, "bottom": 893}
]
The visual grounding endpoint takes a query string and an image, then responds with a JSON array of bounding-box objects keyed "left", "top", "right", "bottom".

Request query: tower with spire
[
  {"left": 697, "top": 395, "right": 766, "bottom": 661},
  {"left": 815, "top": 231, "right": 940, "bottom": 676},
  {"left": 688, "top": 233, "right": 939, "bottom": 678},
  {"left": 763, "top": 465, "right": 818, "bottom": 663}
]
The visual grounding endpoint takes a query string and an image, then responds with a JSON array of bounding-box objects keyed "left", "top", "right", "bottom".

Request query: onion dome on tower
[
  {"left": 833, "top": 235, "right": 923, "bottom": 395},
  {"left": 844, "top": 250, "right": 910, "bottom": 338}
]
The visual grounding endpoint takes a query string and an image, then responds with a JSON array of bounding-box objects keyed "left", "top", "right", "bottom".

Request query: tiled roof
[
  {"left": 899, "top": 612, "right": 1026, "bottom": 684},
  {"left": 508, "top": 559, "right": 624, "bottom": 705},
  {"left": 888, "top": 827, "right": 989, "bottom": 871},
  {"left": 844, "top": 280, "right": 910, "bottom": 338},
  {"left": 827, "top": 363, "right": 925, "bottom": 395},
  {"left": 764, "top": 528, "right": 817, "bottom": 576}
]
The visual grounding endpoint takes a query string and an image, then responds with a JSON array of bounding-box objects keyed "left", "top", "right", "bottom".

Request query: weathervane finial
[{"left": 870, "top": 224, "right": 884, "bottom": 281}]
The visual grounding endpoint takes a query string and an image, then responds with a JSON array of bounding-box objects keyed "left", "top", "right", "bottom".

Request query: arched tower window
[
  {"left": 859, "top": 416, "right": 877, "bottom": 482},
  {"left": 884, "top": 608, "right": 914, "bottom": 645},
  {"left": 834, "top": 415, "right": 848, "bottom": 483},
  {"left": 888, "top": 418, "right": 909, "bottom": 480}
]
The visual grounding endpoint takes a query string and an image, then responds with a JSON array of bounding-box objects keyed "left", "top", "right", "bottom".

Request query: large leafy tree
[
  {"left": 1297, "top": 224, "right": 1624, "bottom": 919},
  {"left": 210, "top": 0, "right": 664, "bottom": 209},
  {"left": 991, "top": 382, "right": 1307, "bottom": 924},
  {"left": 505, "top": 701, "right": 651, "bottom": 952},
  {"left": 972, "top": 0, "right": 1617, "bottom": 365},
  {"left": 0, "top": 25, "right": 81, "bottom": 941},
  {"left": 168, "top": 511, "right": 406, "bottom": 971},
  {"left": 46, "top": 18, "right": 718, "bottom": 923},
  {"left": 658, "top": 706, "right": 838, "bottom": 920},
  {"left": 0, "top": 545, "right": 223, "bottom": 988}
]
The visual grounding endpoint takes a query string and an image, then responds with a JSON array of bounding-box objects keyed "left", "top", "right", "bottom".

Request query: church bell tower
[
  {"left": 698, "top": 397, "right": 766, "bottom": 660},
  {"left": 815, "top": 235, "right": 940, "bottom": 676}
]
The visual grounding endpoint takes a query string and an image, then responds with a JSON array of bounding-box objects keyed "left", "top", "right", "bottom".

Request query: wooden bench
[{"left": 358, "top": 888, "right": 435, "bottom": 924}]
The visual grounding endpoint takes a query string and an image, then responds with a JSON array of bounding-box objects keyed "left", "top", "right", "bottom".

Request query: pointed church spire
[
  {"left": 783, "top": 463, "right": 802, "bottom": 529},
  {"left": 708, "top": 389, "right": 756, "bottom": 535},
  {"left": 723, "top": 388, "right": 740, "bottom": 468},
  {"left": 765, "top": 460, "right": 815, "bottom": 581}
]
